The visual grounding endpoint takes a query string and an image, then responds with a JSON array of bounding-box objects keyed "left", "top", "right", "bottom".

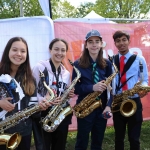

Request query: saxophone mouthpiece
[
  {"left": 113, "top": 63, "right": 118, "bottom": 73},
  {"left": 68, "top": 59, "right": 80, "bottom": 82},
  {"left": 39, "top": 70, "right": 45, "bottom": 82},
  {"left": 108, "top": 55, "right": 113, "bottom": 63},
  {"left": 39, "top": 70, "right": 42, "bottom": 74},
  {"left": 39, "top": 70, "right": 44, "bottom": 77},
  {"left": 68, "top": 59, "right": 74, "bottom": 66}
]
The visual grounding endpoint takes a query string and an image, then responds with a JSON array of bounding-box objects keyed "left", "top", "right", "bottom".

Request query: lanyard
[{"left": 49, "top": 60, "right": 61, "bottom": 95}]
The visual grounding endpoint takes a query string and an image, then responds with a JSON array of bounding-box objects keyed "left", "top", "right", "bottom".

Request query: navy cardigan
[{"left": 72, "top": 58, "right": 113, "bottom": 121}]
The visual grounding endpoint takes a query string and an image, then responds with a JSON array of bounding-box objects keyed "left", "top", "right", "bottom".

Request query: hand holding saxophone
[
  {"left": 0, "top": 97, "right": 15, "bottom": 112},
  {"left": 93, "top": 80, "right": 107, "bottom": 92},
  {"left": 67, "top": 87, "right": 75, "bottom": 98},
  {"left": 39, "top": 92, "right": 62, "bottom": 111},
  {"left": 39, "top": 100, "right": 51, "bottom": 110},
  {"left": 102, "top": 106, "right": 112, "bottom": 119}
]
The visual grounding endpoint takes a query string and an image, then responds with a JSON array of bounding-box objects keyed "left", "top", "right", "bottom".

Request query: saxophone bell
[
  {"left": 111, "top": 82, "right": 150, "bottom": 117},
  {"left": 0, "top": 133, "right": 21, "bottom": 150},
  {"left": 112, "top": 98, "right": 137, "bottom": 117},
  {"left": 120, "top": 99, "right": 137, "bottom": 117}
]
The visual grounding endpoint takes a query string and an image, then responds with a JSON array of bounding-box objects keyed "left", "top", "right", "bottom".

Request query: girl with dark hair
[
  {"left": 72, "top": 30, "right": 113, "bottom": 150},
  {"left": 32, "top": 38, "right": 74, "bottom": 150},
  {"left": 0, "top": 37, "right": 51, "bottom": 150}
]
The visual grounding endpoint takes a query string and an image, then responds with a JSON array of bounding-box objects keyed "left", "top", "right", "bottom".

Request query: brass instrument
[
  {"left": 73, "top": 63, "right": 118, "bottom": 118},
  {"left": 0, "top": 133, "right": 21, "bottom": 150},
  {"left": 0, "top": 71, "right": 54, "bottom": 149},
  {"left": 112, "top": 82, "right": 150, "bottom": 117},
  {"left": 42, "top": 60, "right": 81, "bottom": 132}
]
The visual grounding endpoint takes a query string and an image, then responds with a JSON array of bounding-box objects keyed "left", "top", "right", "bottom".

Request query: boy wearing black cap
[{"left": 72, "top": 29, "right": 113, "bottom": 150}]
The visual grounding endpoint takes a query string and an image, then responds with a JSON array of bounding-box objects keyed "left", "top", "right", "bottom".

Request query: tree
[
  {"left": 75, "top": 2, "right": 95, "bottom": 18},
  {"left": 0, "top": 0, "right": 77, "bottom": 19},
  {"left": 51, "top": 0, "right": 77, "bottom": 19},
  {"left": 0, "top": 0, "right": 149, "bottom": 21},
  {"left": 23, "top": 0, "right": 43, "bottom": 17},
  {"left": 93, "top": 0, "right": 150, "bottom": 22},
  {"left": 0, "top": 0, "right": 43, "bottom": 19},
  {"left": 50, "top": 0, "right": 60, "bottom": 19},
  {"left": 0, "top": 0, "right": 20, "bottom": 18}
]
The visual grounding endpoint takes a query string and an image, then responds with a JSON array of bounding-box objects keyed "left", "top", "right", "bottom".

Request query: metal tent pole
[
  {"left": 49, "top": 0, "right": 52, "bottom": 19},
  {"left": 109, "top": 18, "right": 150, "bottom": 22},
  {"left": 19, "top": 0, "right": 24, "bottom": 17}
]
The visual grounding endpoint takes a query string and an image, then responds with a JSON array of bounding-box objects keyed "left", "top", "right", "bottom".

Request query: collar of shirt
[
  {"left": 119, "top": 51, "right": 132, "bottom": 62},
  {"left": 89, "top": 55, "right": 95, "bottom": 64}
]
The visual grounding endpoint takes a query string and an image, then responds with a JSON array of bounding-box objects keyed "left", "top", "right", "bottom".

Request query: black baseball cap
[{"left": 85, "top": 29, "right": 102, "bottom": 41}]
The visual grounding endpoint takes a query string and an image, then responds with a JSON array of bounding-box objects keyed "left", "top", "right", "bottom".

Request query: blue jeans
[{"left": 75, "top": 115, "right": 107, "bottom": 150}]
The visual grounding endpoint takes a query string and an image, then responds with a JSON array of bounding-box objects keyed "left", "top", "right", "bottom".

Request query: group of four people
[{"left": 0, "top": 29, "right": 148, "bottom": 150}]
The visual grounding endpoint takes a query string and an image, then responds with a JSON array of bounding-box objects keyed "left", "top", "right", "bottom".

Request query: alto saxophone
[
  {"left": 73, "top": 62, "right": 118, "bottom": 118},
  {"left": 0, "top": 71, "right": 54, "bottom": 149},
  {"left": 112, "top": 82, "right": 150, "bottom": 117},
  {"left": 41, "top": 60, "right": 81, "bottom": 132}
]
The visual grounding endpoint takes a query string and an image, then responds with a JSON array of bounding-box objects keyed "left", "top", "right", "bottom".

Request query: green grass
[
  {"left": 31, "top": 120, "right": 150, "bottom": 150},
  {"left": 66, "top": 120, "right": 150, "bottom": 150}
]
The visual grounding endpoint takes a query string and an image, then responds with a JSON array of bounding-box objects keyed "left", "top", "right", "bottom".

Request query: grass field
[
  {"left": 65, "top": 120, "right": 150, "bottom": 150},
  {"left": 31, "top": 120, "right": 150, "bottom": 150}
]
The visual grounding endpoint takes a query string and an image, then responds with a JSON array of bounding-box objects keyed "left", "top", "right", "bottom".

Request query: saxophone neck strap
[
  {"left": 115, "top": 54, "right": 137, "bottom": 76},
  {"left": 49, "top": 59, "right": 61, "bottom": 95},
  {"left": 114, "top": 54, "right": 137, "bottom": 92}
]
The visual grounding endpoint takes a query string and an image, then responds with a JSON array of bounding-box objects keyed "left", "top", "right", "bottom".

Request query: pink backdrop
[{"left": 54, "top": 21, "right": 150, "bottom": 130}]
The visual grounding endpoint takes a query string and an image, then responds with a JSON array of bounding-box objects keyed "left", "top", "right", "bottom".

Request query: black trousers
[
  {"left": 75, "top": 115, "right": 107, "bottom": 150},
  {"left": 32, "top": 116, "right": 69, "bottom": 150},
  {"left": 32, "top": 117, "right": 44, "bottom": 150},
  {"left": 113, "top": 97, "right": 143, "bottom": 150},
  {"left": 42, "top": 124, "right": 69, "bottom": 150},
  {"left": 40, "top": 109, "right": 72, "bottom": 150}
]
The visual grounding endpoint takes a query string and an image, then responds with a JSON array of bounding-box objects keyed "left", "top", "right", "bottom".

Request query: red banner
[{"left": 54, "top": 21, "right": 150, "bottom": 130}]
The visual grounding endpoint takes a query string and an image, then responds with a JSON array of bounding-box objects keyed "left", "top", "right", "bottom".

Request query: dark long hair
[
  {"left": 0, "top": 37, "right": 35, "bottom": 96},
  {"left": 79, "top": 40, "right": 106, "bottom": 69}
]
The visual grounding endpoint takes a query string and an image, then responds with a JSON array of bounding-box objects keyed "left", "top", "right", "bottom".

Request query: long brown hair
[
  {"left": 0, "top": 37, "right": 35, "bottom": 96},
  {"left": 79, "top": 40, "right": 107, "bottom": 69}
]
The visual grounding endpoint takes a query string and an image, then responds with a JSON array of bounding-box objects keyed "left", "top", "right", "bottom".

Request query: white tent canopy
[
  {"left": 54, "top": 10, "right": 116, "bottom": 24},
  {"left": 84, "top": 10, "right": 105, "bottom": 18},
  {"left": 83, "top": 10, "right": 116, "bottom": 23}
]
